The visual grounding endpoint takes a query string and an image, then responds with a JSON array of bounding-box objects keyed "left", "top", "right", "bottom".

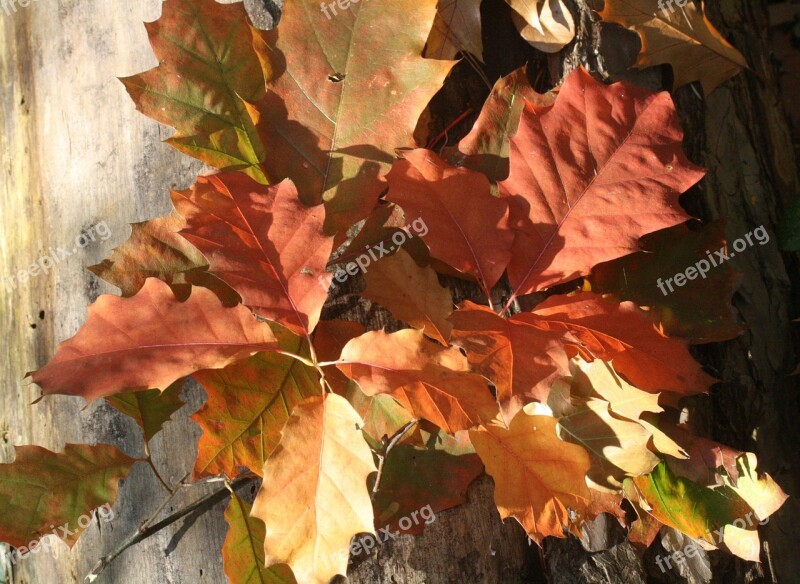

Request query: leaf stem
[{"left": 146, "top": 456, "right": 174, "bottom": 494}]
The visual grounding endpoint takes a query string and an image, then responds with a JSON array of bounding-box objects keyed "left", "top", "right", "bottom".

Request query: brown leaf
[
  {"left": 385, "top": 149, "right": 515, "bottom": 296},
  {"left": 425, "top": 0, "right": 484, "bottom": 61},
  {"left": 506, "top": 0, "right": 576, "bottom": 53}
]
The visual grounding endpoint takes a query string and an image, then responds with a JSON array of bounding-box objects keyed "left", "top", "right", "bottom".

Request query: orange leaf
[
  {"left": 173, "top": 175, "right": 334, "bottom": 335},
  {"left": 524, "top": 292, "right": 715, "bottom": 400},
  {"left": 470, "top": 412, "right": 591, "bottom": 542},
  {"left": 499, "top": 68, "right": 703, "bottom": 297},
  {"left": 30, "top": 279, "right": 277, "bottom": 401},
  {"left": 385, "top": 149, "right": 515, "bottom": 296},
  {"left": 338, "top": 329, "right": 499, "bottom": 433},
  {"left": 449, "top": 301, "right": 570, "bottom": 417}
]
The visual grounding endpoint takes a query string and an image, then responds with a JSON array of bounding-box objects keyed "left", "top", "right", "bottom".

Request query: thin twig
[
  {"left": 146, "top": 457, "right": 173, "bottom": 494},
  {"left": 371, "top": 420, "right": 417, "bottom": 500},
  {"left": 85, "top": 476, "right": 255, "bottom": 582}
]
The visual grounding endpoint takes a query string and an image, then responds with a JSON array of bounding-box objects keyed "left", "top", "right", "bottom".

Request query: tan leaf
[
  {"left": 506, "top": 0, "right": 576, "bottom": 53},
  {"left": 363, "top": 249, "right": 453, "bottom": 345},
  {"left": 252, "top": 394, "right": 377, "bottom": 584},
  {"left": 425, "top": 0, "right": 484, "bottom": 61},
  {"left": 599, "top": 0, "right": 748, "bottom": 94}
]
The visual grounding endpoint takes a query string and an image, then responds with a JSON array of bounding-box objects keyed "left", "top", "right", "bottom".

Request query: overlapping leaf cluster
[{"left": 0, "top": 0, "right": 786, "bottom": 582}]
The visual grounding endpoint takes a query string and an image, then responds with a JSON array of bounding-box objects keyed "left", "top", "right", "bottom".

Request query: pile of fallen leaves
[{"left": 0, "top": 0, "right": 790, "bottom": 582}]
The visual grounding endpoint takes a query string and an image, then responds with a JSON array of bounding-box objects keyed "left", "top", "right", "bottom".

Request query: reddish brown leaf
[
  {"left": 30, "top": 279, "right": 277, "bottom": 401},
  {"left": 385, "top": 149, "right": 515, "bottom": 296},
  {"left": 524, "top": 292, "right": 715, "bottom": 400},
  {"left": 338, "top": 329, "right": 499, "bottom": 433},
  {"left": 499, "top": 68, "right": 704, "bottom": 298},
  {"left": 173, "top": 174, "right": 334, "bottom": 335},
  {"left": 449, "top": 301, "right": 569, "bottom": 417}
]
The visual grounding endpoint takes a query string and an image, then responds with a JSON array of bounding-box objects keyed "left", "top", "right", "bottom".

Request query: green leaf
[
  {"left": 191, "top": 325, "right": 322, "bottom": 479},
  {"left": 222, "top": 493, "right": 296, "bottom": 584},
  {"left": 0, "top": 444, "right": 138, "bottom": 549},
  {"left": 121, "top": 0, "right": 268, "bottom": 182},
  {"left": 630, "top": 462, "right": 754, "bottom": 543},
  {"left": 106, "top": 380, "right": 185, "bottom": 444}
]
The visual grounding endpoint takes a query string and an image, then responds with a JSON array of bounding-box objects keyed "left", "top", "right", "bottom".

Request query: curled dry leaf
[
  {"left": 251, "top": 394, "right": 376, "bottom": 584},
  {"left": 29, "top": 279, "right": 277, "bottom": 401},
  {"left": 506, "top": 0, "right": 576, "bottom": 53},
  {"left": 425, "top": 0, "right": 484, "bottom": 61}
]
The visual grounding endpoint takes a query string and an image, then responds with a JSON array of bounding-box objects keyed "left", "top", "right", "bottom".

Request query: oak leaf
[
  {"left": 191, "top": 325, "right": 322, "bottom": 479},
  {"left": 470, "top": 411, "right": 591, "bottom": 542},
  {"left": 0, "top": 444, "right": 137, "bottom": 549},
  {"left": 446, "top": 65, "right": 556, "bottom": 183},
  {"left": 385, "top": 149, "right": 515, "bottom": 297},
  {"left": 506, "top": 0, "right": 576, "bottom": 53},
  {"left": 222, "top": 493, "right": 296, "bottom": 584},
  {"left": 338, "top": 329, "right": 499, "bottom": 433},
  {"left": 425, "top": 0, "right": 484, "bottom": 61},
  {"left": 524, "top": 292, "right": 716, "bottom": 400},
  {"left": 363, "top": 249, "right": 453, "bottom": 345},
  {"left": 251, "top": 394, "right": 377, "bottom": 584},
  {"left": 588, "top": 221, "right": 743, "bottom": 343},
  {"left": 121, "top": 0, "right": 268, "bottom": 181},
  {"left": 499, "top": 68, "right": 704, "bottom": 297},
  {"left": 449, "top": 301, "right": 570, "bottom": 417},
  {"left": 253, "top": 0, "right": 457, "bottom": 232},
  {"left": 106, "top": 380, "right": 185, "bottom": 444},
  {"left": 30, "top": 279, "right": 277, "bottom": 401},
  {"left": 599, "top": 0, "right": 748, "bottom": 94},
  {"left": 173, "top": 174, "right": 333, "bottom": 335}
]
